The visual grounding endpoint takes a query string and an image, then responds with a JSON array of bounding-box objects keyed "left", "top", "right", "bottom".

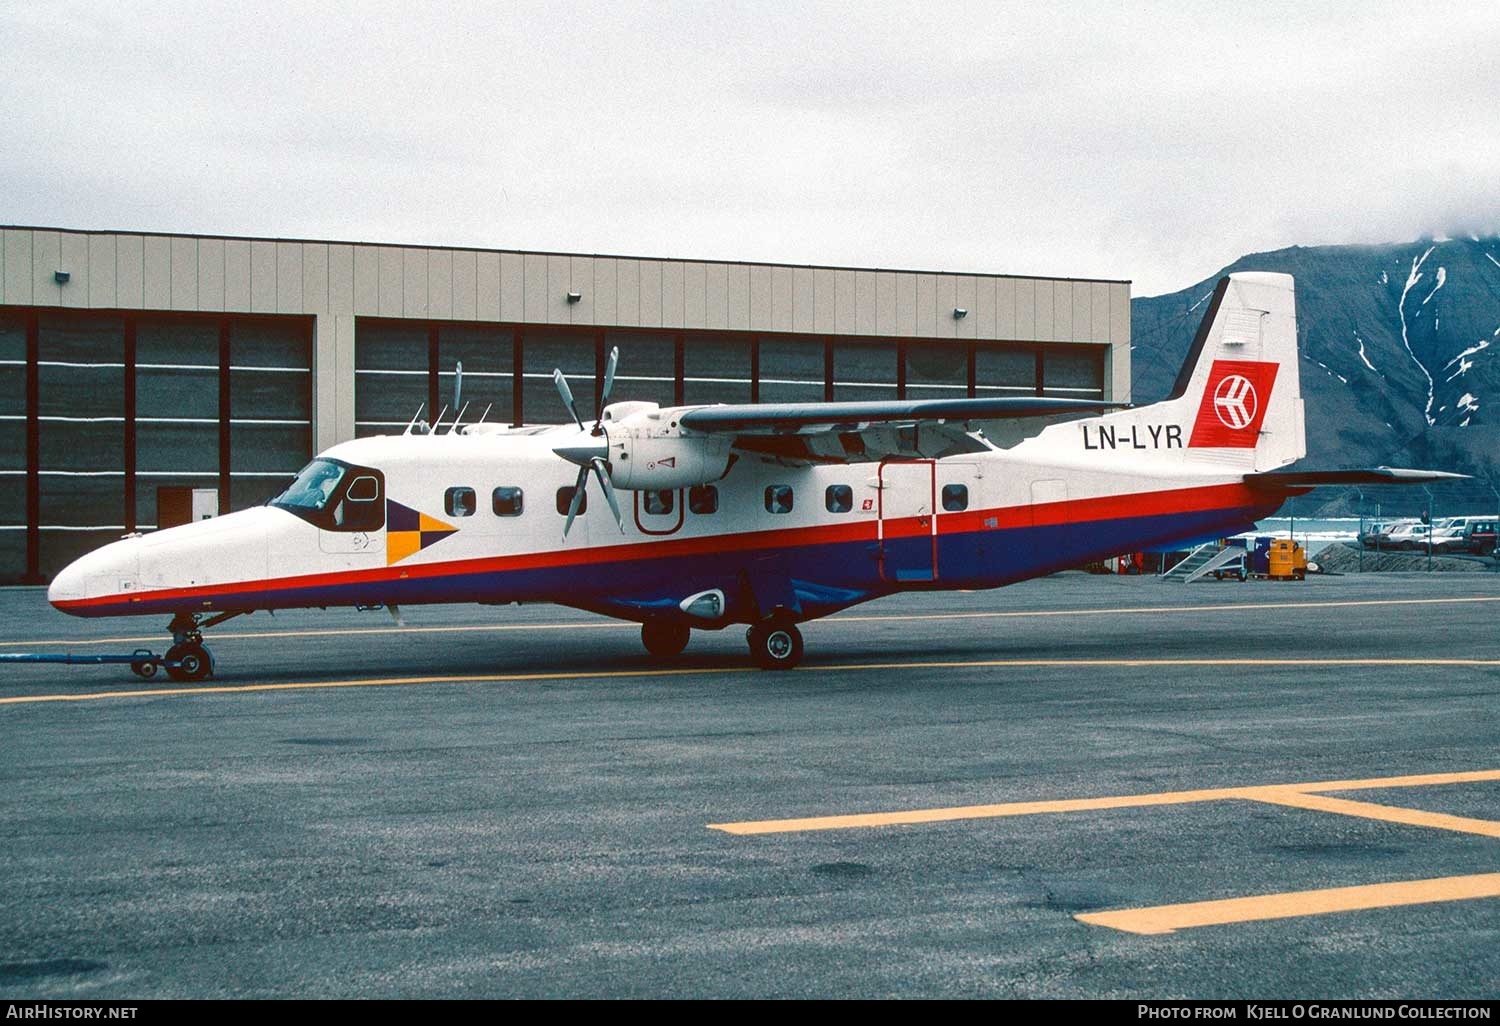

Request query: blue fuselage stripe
[{"left": 94, "top": 503, "right": 1273, "bottom": 622}]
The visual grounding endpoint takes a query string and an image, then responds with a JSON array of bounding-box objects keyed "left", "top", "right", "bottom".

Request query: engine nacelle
[{"left": 601, "top": 403, "right": 734, "bottom": 490}]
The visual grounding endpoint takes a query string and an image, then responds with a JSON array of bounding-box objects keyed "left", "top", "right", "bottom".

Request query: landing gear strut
[
  {"left": 746, "top": 612, "right": 803, "bottom": 671},
  {"left": 641, "top": 620, "right": 691, "bottom": 659},
  {"left": 164, "top": 612, "right": 216, "bottom": 682}
]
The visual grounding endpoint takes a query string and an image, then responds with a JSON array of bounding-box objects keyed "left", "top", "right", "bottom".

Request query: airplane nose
[
  {"left": 46, "top": 539, "right": 140, "bottom": 614},
  {"left": 47, "top": 559, "right": 85, "bottom": 607}
]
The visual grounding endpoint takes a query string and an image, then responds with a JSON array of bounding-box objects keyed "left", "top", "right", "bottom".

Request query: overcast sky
[{"left": 4, "top": 2, "right": 1498, "bottom": 296}]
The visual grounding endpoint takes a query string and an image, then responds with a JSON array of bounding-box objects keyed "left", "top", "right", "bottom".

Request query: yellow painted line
[
  {"left": 1249, "top": 789, "right": 1500, "bottom": 839},
  {"left": 1075, "top": 872, "right": 1500, "bottom": 935},
  {"left": 709, "top": 787, "right": 1270, "bottom": 835},
  {"left": 708, "top": 768, "right": 1500, "bottom": 835},
  {"left": 7, "top": 593, "right": 1499, "bottom": 648},
  {"left": 1292, "top": 768, "right": 1500, "bottom": 792},
  {"left": 6, "top": 658, "right": 1500, "bottom": 709},
  {"left": 0, "top": 666, "right": 723, "bottom": 705}
]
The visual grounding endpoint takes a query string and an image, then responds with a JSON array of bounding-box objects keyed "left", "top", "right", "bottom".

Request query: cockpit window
[
  {"left": 274, "top": 459, "right": 346, "bottom": 513},
  {"left": 347, "top": 475, "right": 380, "bottom": 502},
  {"left": 272, "top": 458, "right": 385, "bottom": 532}
]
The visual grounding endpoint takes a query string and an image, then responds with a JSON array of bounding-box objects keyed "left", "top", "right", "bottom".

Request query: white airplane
[{"left": 47, "top": 272, "right": 1456, "bottom": 679}]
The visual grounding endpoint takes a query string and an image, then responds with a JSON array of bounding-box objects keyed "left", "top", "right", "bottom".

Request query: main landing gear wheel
[
  {"left": 165, "top": 643, "right": 213, "bottom": 683},
  {"left": 641, "top": 621, "right": 691, "bottom": 658},
  {"left": 747, "top": 615, "right": 803, "bottom": 671}
]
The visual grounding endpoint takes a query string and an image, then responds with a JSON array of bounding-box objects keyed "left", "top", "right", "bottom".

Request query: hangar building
[{"left": 0, "top": 226, "right": 1131, "bottom": 582}]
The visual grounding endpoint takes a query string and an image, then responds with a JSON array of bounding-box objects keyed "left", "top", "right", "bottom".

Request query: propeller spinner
[{"left": 552, "top": 346, "right": 624, "bottom": 538}]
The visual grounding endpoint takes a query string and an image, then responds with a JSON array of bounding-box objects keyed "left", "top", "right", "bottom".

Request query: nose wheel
[
  {"left": 162, "top": 611, "right": 225, "bottom": 683},
  {"left": 746, "top": 614, "right": 803, "bottom": 671},
  {"left": 165, "top": 642, "right": 214, "bottom": 682}
]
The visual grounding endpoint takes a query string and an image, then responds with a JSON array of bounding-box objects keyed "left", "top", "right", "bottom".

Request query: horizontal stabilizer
[
  {"left": 679, "top": 396, "right": 1124, "bottom": 435},
  {"left": 1244, "top": 467, "right": 1470, "bottom": 490}
]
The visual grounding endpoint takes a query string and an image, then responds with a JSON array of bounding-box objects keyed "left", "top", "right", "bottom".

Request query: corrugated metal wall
[{"left": 1, "top": 228, "right": 1130, "bottom": 394}]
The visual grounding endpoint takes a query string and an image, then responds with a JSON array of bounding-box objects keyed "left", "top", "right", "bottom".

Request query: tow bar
[{"left": 0, "top": 649, "right": 188, "bottom": 680}]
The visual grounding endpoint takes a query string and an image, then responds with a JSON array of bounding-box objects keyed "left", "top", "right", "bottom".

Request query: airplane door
[{"left": 879, "top": 459, "right": 936, "bottom": 582}]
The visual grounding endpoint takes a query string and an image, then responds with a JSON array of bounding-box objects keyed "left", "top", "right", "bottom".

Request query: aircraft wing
[
  {"left": 678, "top": 396, "right": 1123, "bottom": 464},
  {"left": 1244, "top": 467, "right": 1470, "bottom": 490},
  {"left": 678, "top": 396, "right": 1120, "bottom": 434}
]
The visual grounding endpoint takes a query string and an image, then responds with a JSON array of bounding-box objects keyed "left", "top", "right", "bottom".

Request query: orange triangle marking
[
  {"left": 387, "top": 531, "right": 422, "bottom": 566},
  {"left": 419, "top": 512, "right": 456, "bottom": 535}
]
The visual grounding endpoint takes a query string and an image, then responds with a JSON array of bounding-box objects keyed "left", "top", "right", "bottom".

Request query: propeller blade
[
  {"left": 553, "top": 369, "right": 584, "bottom": 431},
  {"left": 591, "top": 457, "right": 624, "bottom": 533},
  {"left": 454, "top": 360, "right": 463, "bottom": 412},
  {"left": 562, "top": 464, "right": 589, "bottom": 538},
  {"left": 600, "top": 346, "right": 619, "bottom": 412}
]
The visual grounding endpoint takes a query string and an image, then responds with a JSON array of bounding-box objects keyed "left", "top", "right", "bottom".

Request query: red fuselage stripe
[{"left": 52, "top": 480, "right": 1259, "bottom": 612}]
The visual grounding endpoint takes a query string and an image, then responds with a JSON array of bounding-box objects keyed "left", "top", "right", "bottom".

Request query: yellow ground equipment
[{"left": 1267, "top": 539, "right": 1308, "bottom": 581}]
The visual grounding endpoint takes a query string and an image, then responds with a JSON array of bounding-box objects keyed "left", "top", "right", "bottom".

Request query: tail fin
[{"left": 1164, "top": 271, "right": 1304, "bottom": 471}]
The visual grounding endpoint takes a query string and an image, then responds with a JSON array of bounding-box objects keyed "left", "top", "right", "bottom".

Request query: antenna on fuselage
[
  {"left": 450, "top": 401, "right": 471, "bottom": 434},
  {"left": 403, "top": 402, "right": 426, "bottom": 436},
  {"left": 430, "top": 404, "right": 449, "bottom": 434},
  {"left": 476, "top": 403, "right": 493, "bottom": 425}
]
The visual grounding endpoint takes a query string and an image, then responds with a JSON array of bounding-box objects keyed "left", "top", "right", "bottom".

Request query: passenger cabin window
[
  {"left": 492, "top": 487, "right": 523, "bottom": 517},
  {"left": 942, "top": 484, "right": 969, "bottom": 512},
  {"left": 825, "top": 484, "right": 853, "bottom": 514},
  {"left": 271, "top": 458, "right": 385, "bottom": 533},
  {"left": 445, "top": 487, "right": 476, "bottom": 517},
  {"left": 643, "top": 490, "right": 674, "bottom": 515},
  {"left": 557, "top": 486, "right": 586, "bottom": 516},
  {"left": 765, "top": 485, "right": 794, "bottom": 515},
  {"left": 688, "top": 485, "right": 718, "bottom": 515}
]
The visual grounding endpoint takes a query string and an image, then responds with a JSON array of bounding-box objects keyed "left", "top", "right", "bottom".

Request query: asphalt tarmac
[{"left": 1, "top": 571, "right": 1497, "bottom": 999}]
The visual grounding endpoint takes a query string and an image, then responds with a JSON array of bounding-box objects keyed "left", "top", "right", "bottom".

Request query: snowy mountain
[{"left": 1132, "top": 237, "right": 1500, "bottom": 513}]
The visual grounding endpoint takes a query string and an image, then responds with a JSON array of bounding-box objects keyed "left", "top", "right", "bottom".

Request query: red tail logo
[{"left": 1189, "top": 360, "right": 1278, "bottom": 448}]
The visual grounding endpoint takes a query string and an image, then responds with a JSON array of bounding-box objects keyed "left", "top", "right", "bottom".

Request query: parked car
[
  {"left": 1386, "top": 522, "right": 1437, "bottom": 550},
  {"left": 1360, "top": 519, "right": 1414, "bottom": 549},
  {"left": 1452, "top": 520, "right": 1498, "bottom": 555},
  {"left": 1431, "top": 526, "right": 1471, "bottom": 553},
  {"left": 1362, "top": 522, "right": 1416, "bottom": 552}
]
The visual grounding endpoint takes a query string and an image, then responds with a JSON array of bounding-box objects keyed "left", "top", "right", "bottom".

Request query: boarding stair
[{"left": 1159, "top": 542, "right": 1244, "bottom": 584}]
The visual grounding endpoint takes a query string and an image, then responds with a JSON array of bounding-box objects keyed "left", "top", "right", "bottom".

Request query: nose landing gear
[{"left": 163, "top": 611, "right": 228, "bottom": 682}]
